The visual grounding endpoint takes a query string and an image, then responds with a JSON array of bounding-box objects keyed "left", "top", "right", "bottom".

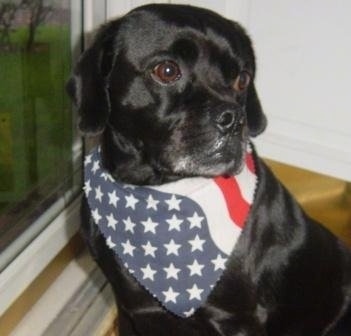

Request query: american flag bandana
[{"left": 84, "top": 146, "right": 257, "bottom": 318}]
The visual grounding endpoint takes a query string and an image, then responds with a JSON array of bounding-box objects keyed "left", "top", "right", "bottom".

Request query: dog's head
[{"left": 67, "top": 4, "right": 266, "bottom": 185}]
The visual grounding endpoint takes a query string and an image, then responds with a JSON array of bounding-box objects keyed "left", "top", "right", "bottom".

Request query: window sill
[{"left": 11, "top": 250, "right": 117, "bottom": 336}]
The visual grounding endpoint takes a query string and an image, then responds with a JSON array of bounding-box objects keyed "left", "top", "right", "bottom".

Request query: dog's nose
[{"left": 215, "top": 110, "right": 244, "bottom": 134}]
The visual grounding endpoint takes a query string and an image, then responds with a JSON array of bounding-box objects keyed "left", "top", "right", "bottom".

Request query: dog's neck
[{"left": 83, "top": 144, "right": 258, "bottom": 317}]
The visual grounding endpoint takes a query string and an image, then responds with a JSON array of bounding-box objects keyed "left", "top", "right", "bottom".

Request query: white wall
[
  {"left": 106, "top": 0, "right": 351, "bottom": 181},
  {"left": 245, "top": 0, "right": 351, "bottom": 181}
]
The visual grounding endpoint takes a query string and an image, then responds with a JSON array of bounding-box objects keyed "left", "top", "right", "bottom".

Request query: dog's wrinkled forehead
[
  {"left": 122, "top": 12, "right": 179, "bottom": 64},
  {"left": 119, "top": 9, "right": 254, "bottom": 72}
]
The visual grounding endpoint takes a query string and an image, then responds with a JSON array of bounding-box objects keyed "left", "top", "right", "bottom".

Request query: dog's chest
[{"left": 84, "top": 147, "right": 257, "bottom": 317}]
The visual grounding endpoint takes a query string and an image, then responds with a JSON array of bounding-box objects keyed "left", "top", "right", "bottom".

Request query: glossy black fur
[{"left": 68, "top": 4, "right": 351, "bottom": 335}]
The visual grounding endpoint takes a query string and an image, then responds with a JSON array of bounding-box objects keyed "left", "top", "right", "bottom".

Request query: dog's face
[{"left": 67, "top": 4, "right": 266, "bottom": 184}]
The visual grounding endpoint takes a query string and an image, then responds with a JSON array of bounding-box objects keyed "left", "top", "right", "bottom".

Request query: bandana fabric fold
[{"left": 84, "top": 146, "right": 257, "bottom": 318}]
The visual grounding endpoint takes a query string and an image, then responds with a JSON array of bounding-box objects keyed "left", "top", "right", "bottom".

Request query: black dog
[{"left": 67, "top": 4, "right": 351, "bottom": 335}]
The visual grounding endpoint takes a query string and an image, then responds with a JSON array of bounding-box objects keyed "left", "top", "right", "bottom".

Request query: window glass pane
[{"left": 0, "top": 0, "right": 81, "bottom": 260}]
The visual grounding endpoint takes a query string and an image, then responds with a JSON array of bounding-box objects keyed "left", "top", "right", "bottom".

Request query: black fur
[{"left": 68, "top": 4, "right": 351, "bottom": 335}]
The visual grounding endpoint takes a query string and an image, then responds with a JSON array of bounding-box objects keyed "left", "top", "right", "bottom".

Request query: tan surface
[{"left": 266, "top": 159, "right": 351, "bottom": 246}]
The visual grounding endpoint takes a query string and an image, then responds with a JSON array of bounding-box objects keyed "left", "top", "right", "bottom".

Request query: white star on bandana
[
  {"left": 146, "top": 194, "right": 159, "bottom": 210},
  {"left": 165, "top": 194, "right": 182, "bottom": 211},
  {"left": 108, "top": 190, "right": 119, "bottom": 207},
  {"left": 141, "top": 264, "right": 157, "bottom": 281},
  {"left": 164, "top": 263, "right": 181, "bottom": 280},
  {"left": 166, "top": 214, "right": 184, "bottom": 232},
  {"left": 187, "top": 259, "right": 205, "bottom": 276},
  {"left": 163, "top": 287, "right": 180, "bottom": 303},
  {"left": 164, "top": 239, "right": 182, "bottom": 256},
  {"left": 123, "top": 216, "right": 136, "bottom": 233},
  {"left": 125, "top": 194, "right": 139, "bottom": 209},
  {"left": 106, "top": 213, "right": 118, "bottom": 230},
  {"left": 142, "top": 241, "right": 158, "bottom": 257},
  {"left": 187, "top": 212, "right": 204, "bottom": 229},
  {"left": 187, "top": 284, "right": 204, "bottom": 301}
]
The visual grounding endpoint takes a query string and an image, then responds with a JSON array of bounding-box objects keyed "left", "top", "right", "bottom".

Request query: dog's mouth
[{"left": 154, "top": 130, "right": 248, "bottom": 179}]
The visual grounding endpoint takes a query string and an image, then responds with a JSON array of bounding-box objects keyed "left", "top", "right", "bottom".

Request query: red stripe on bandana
[
  {"left": 245, "top": 153, "right": 255, "bottom": 174},
  {"left": 214, "top": 176, "right": 250, "bottom": 229}
]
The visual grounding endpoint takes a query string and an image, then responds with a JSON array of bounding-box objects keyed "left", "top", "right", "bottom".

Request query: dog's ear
[
  {"left": 246, "top": 83, "right": 267, "bottom": 137},
  {"left": 66, "top": 21, "right": 120, "bottom": 135},
  {"left": 225, "top": 20, "right": 267, "bottom": 137}
]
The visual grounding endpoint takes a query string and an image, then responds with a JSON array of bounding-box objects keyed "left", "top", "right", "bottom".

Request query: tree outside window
[{"left": 0, "top": 0, "right": 75, "bottom": 251}]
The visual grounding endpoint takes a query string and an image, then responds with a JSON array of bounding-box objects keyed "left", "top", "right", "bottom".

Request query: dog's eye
[
  {"left": 152, "top": 61, "right": 181, "bottom": 84},
  {"left": 233, "top": 71, "right": 251, "bottom": 92}
]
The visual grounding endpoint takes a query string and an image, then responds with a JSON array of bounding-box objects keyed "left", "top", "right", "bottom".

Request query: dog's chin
[
  {"left": 174, "top": 157, "right": 244, "bottom": 178},
  {"left": 161, "top": 149, "right": 245, "bottom": 179}
]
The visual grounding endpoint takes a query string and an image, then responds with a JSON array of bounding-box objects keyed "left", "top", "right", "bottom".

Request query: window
[{"left": 0, "top": 0, "right": 82, "bottom": 270}]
